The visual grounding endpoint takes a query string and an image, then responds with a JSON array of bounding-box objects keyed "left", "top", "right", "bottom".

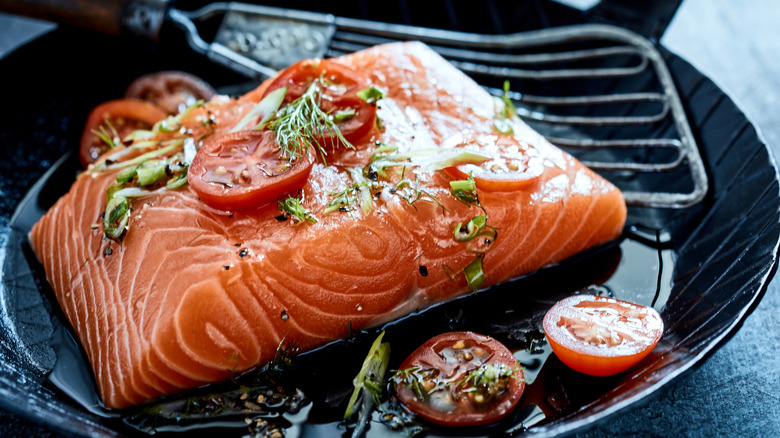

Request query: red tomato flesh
[
  {"left": 188, "top": 130, "right": 314, "bottom": 211},
  {"left": 543, "top": 295, "right": 664, "bottom": 377},
  {"left": 262, "top": 58, "right": 377, "bottom": 146},
  {"left": 394, "top": 331, "right": 525, "bottom": 427},
  {"left": 443, "top": 134, "right": 544, "bottom": 191},
  {"left": 79, "top": 99, "right": 168, "bottom": 167}
]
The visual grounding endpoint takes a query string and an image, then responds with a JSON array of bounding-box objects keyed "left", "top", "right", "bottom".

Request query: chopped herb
[
  {"left": 493, "top": 80, "right": 518, "bottom": 134},
  {"left": 369, "top": 142, "right": 398, "bottom": 164},
  {"left": 265, "top": 79, "right": 353, "bottom": 162},
  {"left": 153, "top": 100, "right": 205, "bottom": 133},
  {"left": 277, "top": 194, "right": 317, "bottom": 223},
  {"left": 91, "top": 121, "right": 120, "bottom": 149},
  {"left": 500, "top": 80, "right": 517, "bottom": 119},
  {"left": 103, "top": 196, "right": 129, "bottom": 240},
  {"left": 332, "top": 108, "right": 356, "bottom": 123},
  {"left": 357, "top": 85, "right": 387, "bottom": 104},
  {"left": 449, "top": 173, "right": 485, "bottom": 214},
  {"left": 463, "top": 256, "right": 486, "bottom": 291},
  {"left": 345, "top": 332, "right": 391, "bottom": 437},
  {"left": 231, "top": 86, "right": 286, "bottom": 132},
  {"left": 453, "top": 215, "right": 487, "bottom": 242},
  {"left": 136, "top": 160, "right": 168, "bottom": 186}
]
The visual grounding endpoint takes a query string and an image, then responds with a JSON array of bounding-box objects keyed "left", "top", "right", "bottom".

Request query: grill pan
[
  {"left": 1, "top": 0, "right": 707, "bottom": 208},
  {"left": 0, "top": 1, "right": 778, "bottom": 437}
]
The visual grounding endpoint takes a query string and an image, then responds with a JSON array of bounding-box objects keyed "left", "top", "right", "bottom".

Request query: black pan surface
[{"left": 0, "top": 13, "right": 778, "bottom": 438}]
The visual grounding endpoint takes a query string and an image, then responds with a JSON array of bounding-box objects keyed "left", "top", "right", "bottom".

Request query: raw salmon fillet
[{"left": 29, "top": 42, "right": 626, "bottom": 409}]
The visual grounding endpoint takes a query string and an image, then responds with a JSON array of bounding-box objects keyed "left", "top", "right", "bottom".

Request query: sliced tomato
[
  {"left": 189, "top": 129, "right": 314, "bottom": 211},
  {"left": 124, "top": 71, "right": 216, "bottom": 115},
  {"left": 543, "top": 295, "right": 664, "bottom": 377},
  {"left": 443, "top": 134, "right": 544, "bottom": 191},
  {"left": 79, "top": 99, "right": 168, "bottom": 167},
  {"left": 393, "top": 331, "right": 525, "bottom": 427},
  {"left": 262, "top": 58, "right": 377, "bottom": 145}
]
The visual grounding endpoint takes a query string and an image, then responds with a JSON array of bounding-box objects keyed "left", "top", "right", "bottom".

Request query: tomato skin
[
  {"left": 543, "top": 295, "right": 664, "bottom": 377},
  {"left": 125, "top": 71, "right": 216, "bottom": 115},
  {"left": 394, "top": 331, "right": 525, "bottom": 427},
  {"left": 79, "top": 99, "right": 168, "bottom": 168},
  {"left": 442, "top": 134, "right": 544, "bottom": 191},
  {"left": 189, "top": 130, "right": 313, "bottom": 211},
  {"left": 263, "top": 58, "right": 377, "bottom": 145}
]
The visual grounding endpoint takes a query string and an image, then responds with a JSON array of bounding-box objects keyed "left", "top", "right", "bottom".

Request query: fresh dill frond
[
  {"left": 265, "top": 80, "right": 353, "bottom": 162},
  {"left": 277, "top": 194, "right": 318, "bottom": 223}
]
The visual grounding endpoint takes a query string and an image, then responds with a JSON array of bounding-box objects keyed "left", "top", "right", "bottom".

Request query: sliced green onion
[
  {"left": 331, "top": 108, "right": 356, "bottom": 123},
  {"left": 124, "top": 129, "right": 155, "bottom": 142},
  {"left": 344, "top": 331, "right": 390, "bottom": 421},
  {"left": 136, "top": 160, "right": 168, "bottom": 186},
  {"left": 453, "top": 215, "right": 487, "bottom": 242},
  {"left": 450, "top": 178, "right": 476, "bottom": 193},
  {"left": 103, "top": 196, "right": 129, "bottom": 239},
  {"left": 116, "top": 166, "right": 138, "bottom": 184},
  {"left": 183, "top": 137, "right": 197, "bottom": 165},
  {"left": 501, "top": 80, "right": 517, "bottom": 119},
  {"left": 99, "top": 139, "right": 184, "bottom": 172},
  {"left": 166, "top": 168, "right": 189, "bottom": 189},
  {"left": 357, "top": 86, "right": 386, "bottom": 103},
  {"left": 463, "top": 256, "right": 486, "bottom": 291},
  {"left": 371, "top": 148, "right": 491, "bottom": 173},
  {"left": 347, "top": 167, "right": 373, "bottom": 215},
  {"left": 152, "top": 100, "right": 205, "bottom": 133},
  {"left": 278, "top": 194, "right": 318, "bottom": 223},
  {"left": 369, "top": 142, "right": 398, "bottom": 163},
  {"left": 493, "top": 118, "right": 513, "bottom": 135},
  {"left": 231, "top": 87, "right": 286, "bottom": 133}
]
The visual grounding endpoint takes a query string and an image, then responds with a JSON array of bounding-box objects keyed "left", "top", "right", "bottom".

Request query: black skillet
[{"left": 0, "top": 1, "right": 778, "bottom": 437}]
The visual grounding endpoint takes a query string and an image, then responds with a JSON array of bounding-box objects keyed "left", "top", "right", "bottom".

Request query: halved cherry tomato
[
  {"left": 79, "top": 99, "right": 168, "bottom": 167},
  {"left": 393, "top": 331, "right": 525, "bottom": 427},
  {"left": 124, "top": 71, "right": 216, "bottom": 115},
  {"left": 443, "top": 134, "right": 544, "bottom": 191},
  {"left": 189, "top": 129, "right": 314, "bottom": 211},
  {"left": 262, "top": 58, "right": 377, "bottom": 145},
  {"left": 543, "top": 295, "right": 664, "bottom": 377}
]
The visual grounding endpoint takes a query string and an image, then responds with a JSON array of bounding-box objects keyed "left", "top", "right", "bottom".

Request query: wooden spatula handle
[
  {"left": 0, "top": 0, "right": 170, "bottom": 39},
  {"left": 0, "top": 0, "right": 125, "bottom": 34}
]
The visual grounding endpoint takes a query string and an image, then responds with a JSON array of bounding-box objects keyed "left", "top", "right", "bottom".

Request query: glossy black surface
[{"left": 1, "top": 1, "right": 779, "bottom": 437}]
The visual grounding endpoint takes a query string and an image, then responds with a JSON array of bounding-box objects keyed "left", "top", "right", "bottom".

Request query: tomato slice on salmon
[
  {"left": 79, "top": 99, "right": 168, "bottom": 167},
  {"left": 188, "top": 129, "right": 314, "bottom": 211},
  {"left": 393, "top": 331, "right": 525, "bottom": 427},
  {"left": 262, "top": 58, "right": 377, "bottom": 145},
  {"left": 543, "top": 295, "right": 664, "bottom": 377},
  {"left": 443, "top": 134, "right": 544, "bottom": 191},
  {"left": 124, "top": 71, "right": 216, "bottom": 115}
]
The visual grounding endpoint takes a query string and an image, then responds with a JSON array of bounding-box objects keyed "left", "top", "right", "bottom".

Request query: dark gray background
[{"left": 0, "top": 0, "right": 778, "bottom": 436}]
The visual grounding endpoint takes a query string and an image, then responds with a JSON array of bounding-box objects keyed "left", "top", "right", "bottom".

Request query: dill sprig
[{"left": 265, "top": 79, "right": 353, "bottom": 162}]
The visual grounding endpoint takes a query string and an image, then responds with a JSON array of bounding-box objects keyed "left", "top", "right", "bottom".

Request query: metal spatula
[{"left": 0, "top": 0, "right": 707, "bottom": 208}]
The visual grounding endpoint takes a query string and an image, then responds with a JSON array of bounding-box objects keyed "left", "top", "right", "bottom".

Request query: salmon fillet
[{"left": 29, "top": 42, "right": 626, "bottom": 409}]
